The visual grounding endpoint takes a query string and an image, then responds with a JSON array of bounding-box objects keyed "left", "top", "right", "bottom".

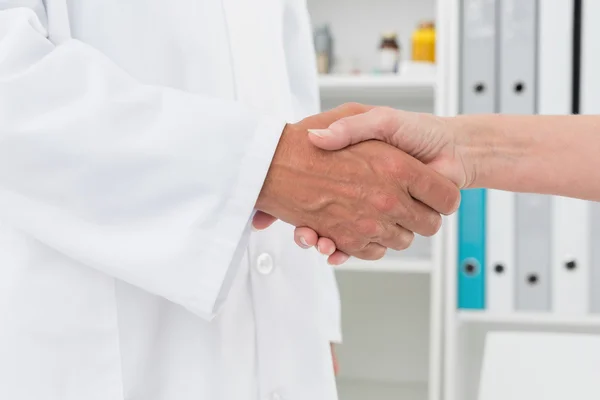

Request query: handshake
[{"left": 255, "top": 103, "right": 473, "bottom": 265}]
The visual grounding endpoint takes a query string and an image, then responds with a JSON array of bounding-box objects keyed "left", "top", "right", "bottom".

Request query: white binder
[
  {"left": 582, "top": 0, "right": 600, "bottom": 312},
  {"left": 551, "top": 197, "right": 590, "bottom": 314},
  {"left": 498, "top": 0, "right": 545, "bottom": 311},
  {"left": 537, "top": 0, "right": 573, "bottom": 115},
  {"left": 581, "top": 0, "right": 600, "bottom": 115},
  {"left": 515, "top": 194, "right": 551, "bottom": 311},
  {"left": 460, "top": 0, "right": 497, "bottom": 114},
  {"left": 498, "top": 0, "right": 537, "bottom": 114},
  {"left": 486, "top": 190, "right": 514, "bottom": 312},
  {"left": 538, "top": 0, "right": 590, "bottom": 315}
]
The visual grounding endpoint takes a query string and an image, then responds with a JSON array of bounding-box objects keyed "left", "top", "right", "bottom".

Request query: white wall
[{"left": 307, "top": 0, "right": 436, "bottom": 73}]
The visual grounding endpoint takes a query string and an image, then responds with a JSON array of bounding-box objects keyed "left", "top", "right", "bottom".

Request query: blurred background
[{"left": 308, "top": 1, "right": 600, "bottom": 400}]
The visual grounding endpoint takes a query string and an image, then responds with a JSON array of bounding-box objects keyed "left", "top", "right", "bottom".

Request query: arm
[
  {"left": 2, "top": 4, "right": 457, "bottom": 318},
  {"left": 451, "top": 113, "right": 600, "bottom": 201},
  {"left": 0, "top": 5, "right": 284, "bottom": 320},
  {"left": 309, "top": 107, "right": 600, "bottom": 201},
  {"left": 299, "top": 107, "right": 600, "bottom": 262}
]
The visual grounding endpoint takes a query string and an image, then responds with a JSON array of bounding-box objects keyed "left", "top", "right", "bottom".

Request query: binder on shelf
[
  {"left": 498, "top": 0, "right": 537, "bottom": 114},
  {"left": 458, "top": 189, "right": 486, "bottom": 309},
  {"left": 552, "top": 197, "right": 590, "bottom": 314},
  {"left": 582, "top": 0, "right": 600, "bottom": 313},
  {"left": 515, "top": 194, "right": 552, "bottom": 311},
  {"left": 485, "top": 190, "right": 515, "bottom": 313},
  {"left": 460, "top": 0, "right": 497, "bottom": 114},
  {"left": 537, "top": 0, "right": 590, "bottom": 315},
  {"left": 497, "top": 0, "right": 549, "bottom": 312},
  {"left": 457, "top": 0, "right": 497, "bottom": 310}
]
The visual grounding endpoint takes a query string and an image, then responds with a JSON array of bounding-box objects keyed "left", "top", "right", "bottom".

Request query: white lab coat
[{"left": 0, "top": 1, "right": 341, "bottom": 399}]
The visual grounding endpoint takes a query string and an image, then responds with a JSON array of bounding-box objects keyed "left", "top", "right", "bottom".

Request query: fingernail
[
  {"left": 299, "top": 236, "right": 310, "bottom": 248},
  {"left": 308, "top": 129, "right": 332, "bottom": 138},
  {"left": 318, "top": 244, "right": 334, "bottom": 257},
  {"left": 251, "top": 225, "right": 262, "bottom": 232}
]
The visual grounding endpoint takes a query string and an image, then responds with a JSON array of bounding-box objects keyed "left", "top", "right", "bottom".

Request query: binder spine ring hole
[
  {"left": 462, "top": 260, "right": 479, "bottom": 276},
  {"left": 474, "top": 83, "right": 485, "bottom": 94},
  {"left": 565, "top": 260, "right": 577, "bottom": 270},
  {"left": 494, "top": 264, "right": 504, "bottom": 274},
  {"left": 526, "top": 274, "right": 539, "bottom": 285},
  {"left": 513, "top": 82, "right": 525, "bottom": 93}
]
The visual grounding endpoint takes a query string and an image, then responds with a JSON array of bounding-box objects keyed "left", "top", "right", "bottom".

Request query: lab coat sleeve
[
  {"left": 282, "top": 0, "right": 343, "bottom": 342},
  {"left": 0, "top": 6, "right": 285, "bottom": 321}
]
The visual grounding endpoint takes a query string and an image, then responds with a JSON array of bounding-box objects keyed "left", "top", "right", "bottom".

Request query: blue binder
[{"left": 457, "top": 188, "right": 486, "bottom": 309}]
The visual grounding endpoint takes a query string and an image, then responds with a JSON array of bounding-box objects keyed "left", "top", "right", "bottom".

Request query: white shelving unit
[
  {"left": 337, "top": 257, "right": 432, "bottom": 274},
  {"left": 437, "top": 2, "right": 600, "bottom": 399},
  {"left": 318, "top": 65, "right": 436, "bottom": 101},
  {"left": 307, "top": 1, "right": 445, "bottom": 399}
]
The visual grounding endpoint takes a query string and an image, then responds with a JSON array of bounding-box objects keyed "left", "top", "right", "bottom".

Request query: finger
[
  {"left": 408, "top": 166, "right": 462, "bottom": 216},
  {"left": 316, "top": 237, "right": 336, "bottom": 256},
  {"left": 327, "top": 250, "right": 351, "bottom": 266},
  {"left": 252, "top": 211, "right": 278, "bottom": 230},
  {"left": 308, "top": 107, "right": 398, "bottom": 151},
  {"left": 294, "top": 227, "right": 318, "bottom": 249},
  {"left": 331, "top": 343, "right": 339, "bottom": 376},
  {"left": 353, "top": 242, "right": 387, "bottom": 261},
  {"left": 399, "top": 197, "right": 443, "bottom": 237},
  {"left": 378, "top": 223, "right": 415, "bottom": 251}
]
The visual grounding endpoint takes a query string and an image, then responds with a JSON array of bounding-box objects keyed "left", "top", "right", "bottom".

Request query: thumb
[{"left": 308, "top": 107, "right": 399, "bottom": 150}]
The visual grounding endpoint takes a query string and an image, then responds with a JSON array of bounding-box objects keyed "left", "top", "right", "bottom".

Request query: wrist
[
  {"left": 256, "top": 123, "right": 309, "bottom": 214},
  {"left": 447, "top": 114, "right": 525, "bottom": 189}
]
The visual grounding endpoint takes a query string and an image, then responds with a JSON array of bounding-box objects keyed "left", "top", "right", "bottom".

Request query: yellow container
[{"left": 412, "top": 21, "right": 436, "bottom": 63}]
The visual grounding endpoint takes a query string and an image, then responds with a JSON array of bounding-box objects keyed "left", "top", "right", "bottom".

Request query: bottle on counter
[
  {"left": 314, "top": 24, "right": 333, "bottom": 74},
  {"left": 379, "top": 32, "right": 400, "bottom": 73},
  {"left": 411, "top": 21, "right": 436, "bottom": 63}
]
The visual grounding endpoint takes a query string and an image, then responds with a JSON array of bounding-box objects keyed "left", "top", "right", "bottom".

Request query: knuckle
[
  {"left": 393, "top": 230, "right": 415, "bottom": 251},
  {"left": 357, "top": 245, "right": 386, "bottom": 261},
  {"left": 422, "top": 213, "right": 443, "bottom": 237},
  {"left": 335, "top": 235, "right": 362, "bottom": 253},
  {"left": 371, "top": 107, "right": 398, "bottom": 137},
  {"left": 371, "top": 192, "right": 400, "bottom": 214},
  {"left": 341, "top": 102, "right": 366, "bottom": 114},
  {"left": 355, "top": 218, "right": 381, "bottom": 238},
  {"left": 444, "top": 189, "right": 462, "bottom": 215}
]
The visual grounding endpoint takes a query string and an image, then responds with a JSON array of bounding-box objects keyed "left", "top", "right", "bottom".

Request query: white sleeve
[
  {"left": 0, "top": 6, "right": 284, "bottom": 320},
  {"left": 282, "top": 0, "right": 343, "bottom": 342}
]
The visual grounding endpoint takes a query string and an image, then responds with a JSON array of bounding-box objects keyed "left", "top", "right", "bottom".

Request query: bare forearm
[{"left": 452, "top": 114, "right": 600, "bottom": 201}]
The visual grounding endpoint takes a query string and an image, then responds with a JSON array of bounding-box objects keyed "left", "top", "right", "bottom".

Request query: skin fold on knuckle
[
  {"left": 370, "top": 107, "right": 398, "bottom": 140},
  {"left": 421, "top": 212, "right": 443, "bottom": 237},
  {"left": 370, "top": 191, "right": 399, "bottom": 215},
  {"left": 356, "top": 245, "right": 386, "bottom": 261},
  {"left": 397, "top": 230, "right": 415, "bottom": 250},
  {"left": 387, "top": 228, "right": 414, "bottom": 251}
]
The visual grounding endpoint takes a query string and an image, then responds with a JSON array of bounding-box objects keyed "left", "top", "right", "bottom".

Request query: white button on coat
[
  {"left": 0, "top": 1, "right": 342, "bottom": 400},
  {"left": 270, "top": 392, "right": 283, "bottom": 400},
  {"left": 256, "top": 253, "right": 274, "bottom": 275}
]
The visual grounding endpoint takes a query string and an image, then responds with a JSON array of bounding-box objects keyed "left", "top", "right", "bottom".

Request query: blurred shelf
[
  {"left": 319, "top": 63, "right": 436, "bottom": 99},
  {"left": 335, "top": 257, "right": 432, "bottom": 274},
  {"left": 337, "top": 378, "right": 427, "bottom": 400},
  {"left": 457, "top": 311, "right": 600, "bottom": 328}
]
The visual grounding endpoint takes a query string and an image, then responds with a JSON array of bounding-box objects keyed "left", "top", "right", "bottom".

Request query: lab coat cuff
[{"left": 197, "top": 116, "right": 287, "bottom": 319}]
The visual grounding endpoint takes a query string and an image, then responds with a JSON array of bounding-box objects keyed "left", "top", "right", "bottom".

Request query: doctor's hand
[
  {"left": 292, "top": 106, "right": 467, "bottom": 264},
  {"left": 255, "top": 104, "right": 460, "bottom": 261}
]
